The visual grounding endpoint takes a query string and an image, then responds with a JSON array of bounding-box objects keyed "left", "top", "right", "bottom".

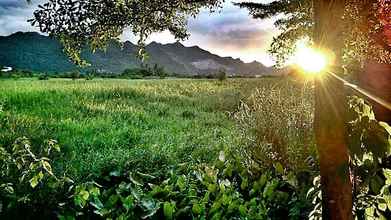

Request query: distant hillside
[{"left": 0, "top": 32, "right": 273, "bottom": 75}]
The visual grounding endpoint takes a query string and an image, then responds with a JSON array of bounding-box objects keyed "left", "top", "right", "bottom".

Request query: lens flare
[{"left": 293, "top": 40, "right": 328, "bottom": 74}]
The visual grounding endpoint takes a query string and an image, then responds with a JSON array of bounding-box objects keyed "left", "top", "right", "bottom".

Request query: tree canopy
[
  {"left": 237, "top": 0, "right": 391, "bottom": 67},
  {"left": 29, "top": 0, "right": 223, "bottom": 64},
  {"left": 30, "top": 0, "right": 390, "bottom": 68}
]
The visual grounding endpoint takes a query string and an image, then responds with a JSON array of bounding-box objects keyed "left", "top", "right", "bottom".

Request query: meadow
[
  {"left": 0, "top": 78, "right": 288, "bottom": 180},
  {"left": 0, "top": 77, "right": 321, "bottom": 219}
]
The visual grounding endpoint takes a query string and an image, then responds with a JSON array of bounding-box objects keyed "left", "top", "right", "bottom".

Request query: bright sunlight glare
[{"left": 293, "top": 39, "right": 328, "bottom": 74}]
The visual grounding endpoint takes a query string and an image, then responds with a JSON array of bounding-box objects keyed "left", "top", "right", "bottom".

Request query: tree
[
  {"left": 238, "top": 1, "right": 390, "bottom": 218},
  {"left": 152, "top": 64, "right": 167, "bottom": 78},
  {"left": 216, "top": 68, "right": 227, "bottom": 81},
  {"left": 313, "top": 1, "right": 352, "bottom": 219},
  {"left": 236, "top": 0, "right": 313, "bottom": 67},
  {"left": 29, "top": 0, "right": 222, "bottom": 65}
]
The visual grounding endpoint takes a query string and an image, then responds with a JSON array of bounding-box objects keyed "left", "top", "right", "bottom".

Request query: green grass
[{"left": 0, "top": 78, "right": 271, "bottom": 180}]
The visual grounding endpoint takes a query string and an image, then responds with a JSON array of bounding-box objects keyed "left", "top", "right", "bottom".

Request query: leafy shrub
[
  {"left": 0, "top": 137, "right": 73, "bottom": 219},
  {"left": 56, "top": 149, "right": 311, "bottom": 220},
  {"left": 346, "top": 96, "right": 391, "bottom": 219},
  {"left": 216, "top": 69, "right": 227, "bottom": 81},
  {"left": 71, "top": 72, "right": 80, "bottom": 80},
  {"left": 306, "top": 96, "right": 391, "bottom": 219},
  {"left": 38, "top": 74, "right": 49, "bottom": 80},
  {"left": 0, "top": 136, "right": 312, "bottom": 219}
]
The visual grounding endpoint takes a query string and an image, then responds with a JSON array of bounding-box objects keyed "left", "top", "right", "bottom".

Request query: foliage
[
  {"left": 215, "top": 69, "right": 227, "bottom": 81},
  {"left": 38, "top": 73, "right": 50, "bottom": 80},
  {"left": 58, "top": 149, "right": 311, "bottom": 220},
  {"left": 29, "top": 0, "right": 223, "bottom": 63},
  {"left": 233, "top": 79, "right": 316, "bottom": 170},
  {"left": 347, "top": 96, "right": 391, "bottom": 219},
  {"left": 237, "top": 0, "right": 391, "bottom": 67},
  {"left": 0, "top": 136, "right": 312, "bottom": 219},
  {"left": 0, "top": 78, "right": 317, "bottom": 219},
  {"left": 0, "top": 137, "right": 73, "bottom": 218},
  {"left": 152, "top": 64, "right": 168, "bottom": 79},
  {"left": 306, "top": 96, "right": 391, "bottom": 219},
  {"left": 343, "top": 0, "right": 391, "bottom": 67},
  {"left": 236, "top": 0, "right": 313, "bottom": 66}
]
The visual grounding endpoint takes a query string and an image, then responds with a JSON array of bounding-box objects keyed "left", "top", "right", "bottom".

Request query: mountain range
[{"left": 0, "top": 32, "right": 272, "bottom": 75}]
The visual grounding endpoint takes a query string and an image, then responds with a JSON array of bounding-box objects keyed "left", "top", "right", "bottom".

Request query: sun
[{"left": 292, "top": 40, "right": 328, "bottom": 74}]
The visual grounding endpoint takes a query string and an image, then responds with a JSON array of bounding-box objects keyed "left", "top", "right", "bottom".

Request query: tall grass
[{"left": 233, "top": 79, "right": 316, "bottom": 171}]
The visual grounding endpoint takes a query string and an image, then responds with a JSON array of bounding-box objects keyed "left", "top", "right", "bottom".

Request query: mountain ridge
[{"left": 0, "top": 32, "right": 272, "bottom": 75}]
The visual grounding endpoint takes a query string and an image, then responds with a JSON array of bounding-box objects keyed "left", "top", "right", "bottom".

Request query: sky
[{"left": 0, "top": 0, "right": 278, "bottom": 66}]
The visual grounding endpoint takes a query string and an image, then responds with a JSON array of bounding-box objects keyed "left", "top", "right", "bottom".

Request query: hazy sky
[{"left": 0, "top": 0, "right": 278, "bottom": 66}]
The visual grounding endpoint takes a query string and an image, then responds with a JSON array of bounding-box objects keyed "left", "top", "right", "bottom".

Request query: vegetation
[
  {"left": 237, "top": 0, "right": 391, "bottom": 67},
  {"left": 1, "top": 75, "right": 390, "bottom": 219},
  {"left": 0, "top": 77, "right": 314, "bottom": 219},
  {"left": 2, "top": 0, "right": 389, "bottom": 219}
]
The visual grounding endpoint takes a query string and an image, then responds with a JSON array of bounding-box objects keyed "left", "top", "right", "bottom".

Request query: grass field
[
  {"left": 0, "top": 78, "right": 280, "bottom": 180},
  {"left": 0, "top": 77, "right": 324, "bottom": 219}
]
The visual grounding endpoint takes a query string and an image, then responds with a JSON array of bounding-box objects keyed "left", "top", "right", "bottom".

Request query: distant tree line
[{"left": 0, "top": 65, "right": 271, "bottom": 81}]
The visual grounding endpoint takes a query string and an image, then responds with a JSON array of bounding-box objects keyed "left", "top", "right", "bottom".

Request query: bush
[
  {"left": 0, "top": 137, "right": 312, "bottom": 219},
  {"left": 216, "top": 69, "right": 227, "bottom": 81},
  {"left": 71, "top": 72, "right": 80, "bottom": 80},
  {"left": 38, "top": 74, "right": 49, "bottom": 80}
]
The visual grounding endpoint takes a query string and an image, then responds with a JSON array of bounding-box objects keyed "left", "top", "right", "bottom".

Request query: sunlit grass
[{"left": 0, "top": 78, "right": 262, "bottom": 180}]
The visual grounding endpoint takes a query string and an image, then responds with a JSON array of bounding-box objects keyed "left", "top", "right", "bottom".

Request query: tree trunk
[{"left": 313, "top": 0, "right": 353, "bottom": 219}]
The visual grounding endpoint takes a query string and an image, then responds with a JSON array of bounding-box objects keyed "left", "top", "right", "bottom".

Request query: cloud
[
  {"left": 0, "top": 0, "right": 44, "bottom": 36},
  {"left": 183, "top": 1, "right": 278, "bottom": 65},
  {"left": 0, "top": 0, "right": 27, "bottom": 8}
]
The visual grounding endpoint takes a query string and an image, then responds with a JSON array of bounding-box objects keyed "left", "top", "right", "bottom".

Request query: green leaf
[
  {"left": 29, "top": 175, "right": 39, "bottom": 188},
  {"left": 383, "top": 169, "right": 391, "bottom": 185},
  {"left": 365, "top": 121, "right": 391, "bottom": 158},
  {"left": 129, "top": 173, "right": 143, "bottom": 186},
  {"left": 378, "top": 202, "right": 387, "bottom": 211},
  {"left": 163, "top": 202, "right": 175, "bottom": 220},
  {"left": 240, "top": 177, "right": 248, "bottom": 190},
  {"left": 141, "top": 198, "right": 160, "bottom": 219},
  {"left": 258, "top": 174, "right": 268, "bottom": 189},
  {"left": 384, "top": 195, "right": 391, "bottom": 210},
  {"left": 176, "top": 175, "right": 186, "bottom": 192},
  {"left": 365, "top": 207, "right": 375, "bottom": 218},
  {"left": 79, "top": 189, "right": 90, "bottom": 201},
  {"left": 207, "top": 184, "right": 217, "bottom": 193},
  {"left": 238, "top": 204, "right": 247, "bottom": 216},
  {"left": 88, "top": 186, "right": 100, "bottom": 197},
  {"left": 42, "top": 160, "right": 53, "bottom": 175},
  {"left": 192, "top": 203, "right": 202, "bottom": 215},
  {"left": 106, "top": 194, "right": 119, "bottom": 207},
  {"left": 121, "top": 195, "right": 134, "bottom": 211},
  {"left": 74, "top": 195, "right": 86, "bottom": 208},
  {"left": 90, "top": 197, "right": 104, "bottom": 210},
  {"left": 3, "top": 185, "right": 14, "bottom": 194},
  {"left": 263, "top": 180, "right": 278, "bottom": 199},
  {"left": 370, "top": 175, "right": 384, "bottom": 194},
  {"left": 274, "top": 162, "right": 284, "bottom": 174}
]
